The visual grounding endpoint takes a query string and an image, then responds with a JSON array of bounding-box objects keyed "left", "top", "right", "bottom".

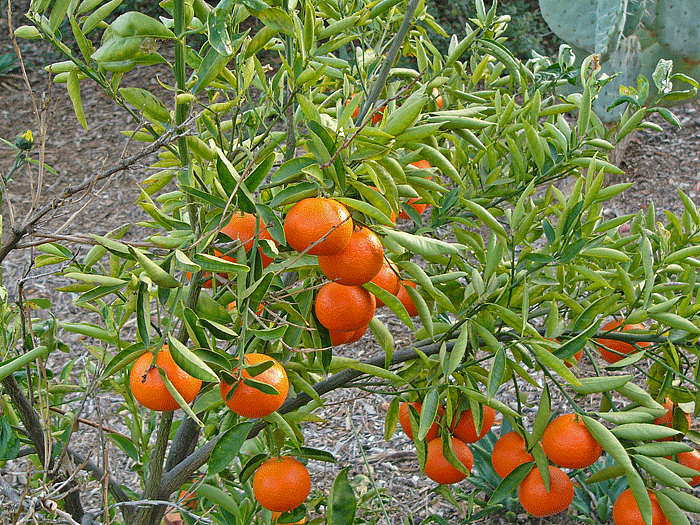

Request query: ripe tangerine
[
  {"left": 613, "top": 489, "right": 670, "bottom": 525},
  {"left": 314, "top": 282, "right": 376, "bottom": 332},
  {"left": 654, "top": 397, "right": 691, "bottom": 441},
  {"left": 597, "top": 319, "right": 650, "bottom": 363},
  {"left": 677, "top": 449, "right": 700, "bottom": 486},
  {"left": 398, "top": 160, "right": 432, "bottom": 220},
  {"left": 220, "top": 212, "right": 277, "bottom": 268},
  {"left": 283, "top": 198, "right": 353, "bottom": 256},
  {"left": 542, "top": 413, "right": 602, "bottom": 469},
  {"left": 424, "top": 436, "right": 473, "bottom": 484},
  {"left": 328, "top": 324, "right": 368, "bottom": 346},
  {"left": 317, "top": 227, "right": 384, "bottom": 286},
  {"left": 253, "top": 456, "right": 311, "bottom": 513},
  {"left": 398, "top": 401, "right": 444, "bottom": 442},
  {"left": 129, "top": 347, "right": 202, "bottom": 412},
  {"left": 396, "top": 280, "right": 419, "bottom": 317},
  {"left": 219, "top": 353, "right": 289, "bottom": 418},
  {"left": 518, "top": 465, "right": 574, "bottom": 518},
  {"left": 348, "top": 94, "right": 385, "bottom": 124},
  {"left": 451, "top": 405, "right": 496, "bottom": 443},
  {"left": 369, "top": 259, "right": 401, "bottom": 307},
  {"left": 491, "top": 431, "right": 534, "bottom": 479}
]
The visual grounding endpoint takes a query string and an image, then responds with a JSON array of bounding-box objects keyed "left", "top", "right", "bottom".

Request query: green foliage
[
  {"left": 426, "top": 0, "right": 561, "bottom": 59},
  {"left": 4, "top": 0, "right": 700, "bottom": 524}
]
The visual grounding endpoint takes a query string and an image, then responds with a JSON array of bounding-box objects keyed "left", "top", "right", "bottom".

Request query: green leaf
[
  {"left": 0, "top": 416, "right": 19, "bottom": 460},
  {"left": 328, "top": 467, "right": 357, "bottom": 525},
  {"left": 378, "top": 226, "right": 463, "bottom": 256},
  {"left": 167, "top": 335, "right": 219, "bottom": 383},
  {"left": 208, "top": 422, "right": 255, "bottom": 475},
  {"left": 66, "top": 71, "right": 87, "bottom": 130}
]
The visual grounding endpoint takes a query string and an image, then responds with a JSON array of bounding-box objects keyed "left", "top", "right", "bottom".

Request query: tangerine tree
[{"left": 3, "top": 0, "right": 700, "bottom": 523}]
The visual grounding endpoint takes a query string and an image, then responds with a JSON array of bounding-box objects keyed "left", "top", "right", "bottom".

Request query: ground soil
[{"left": 1, "top": 3, "right": 700, "bottom": 525}]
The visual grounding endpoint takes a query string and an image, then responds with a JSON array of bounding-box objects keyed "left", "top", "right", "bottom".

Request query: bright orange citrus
[
  {"left": 396, "top": 280, "right": 419, "bottom": 317},
  {"left": 329, "top": 324, "right": 368, "bottom": 346},
  {"left": 314, "top": 282, "right": 376, "bottom": 332},
  {"left": 654, "top": 397, "right": 691, "bottom": 441},
  {"left": 678, "top": 449, "right": 700, "bottom": 486},
  {"left": 424, "top": 436, "right": 473, "bottom": 484},
  {"left": 433, "top": 87, "right": 443, "bottom": 109},
  {"left": 348, "top": 94, "right": 385, "bottom": 124},
  {"left": 318, "top": 227, "right": 384, "bottom": 286},
  {"left": 542, "top": 413, "right": 602, "bottom": 469},
  {"left": 518, "top": 465, "right": 574, "bottom": 518},
  {"left": 369, "top": 259, "right": 400, "bottom": 307},
  {"left": 219, "top": 212, "right": 277, "bottom": 268},
  {"left": 398, "top": 401, "right": 444, "bottom": 442},
  {"left": 178, "top": 488, "right": 198, "bottom": 510},
  {"left": 491, "top": 431, "right": 534, "bottom": 478},
  {"left": 613, "top": 489, "right": 670, "bottom": 525},
  {"left": 129, "top": 347, "right": 202, "bottom": 411},
  {"left": 253, "top": 456, "right": 310, "bottom": 513},
  {"left": 518, "top": 465, "right": 574, "bottom": 517},
  {"left": 284, "top": 198, "right": 353, "bottom": 256},
  {"left": 398, "top": 160, "right": 432, "bottom": 219},
  {"left": 597, "top": 319, "right": 650, "bottom": 363},
  {"left": 451, "top": 405, "right": 496, "bottom": 443},
  {"left": 219, "top": 353, "right": 289, "bottom": 418}
]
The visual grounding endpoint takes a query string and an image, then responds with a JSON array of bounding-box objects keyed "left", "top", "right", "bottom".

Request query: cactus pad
[
  {"left": 539, "top": 0, "right": 598, "bottom": 53},
  {"left": 654, "top": 0, "right": 700, "bottom": 62}
]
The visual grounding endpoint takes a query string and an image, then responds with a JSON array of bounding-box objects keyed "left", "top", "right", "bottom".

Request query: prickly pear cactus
[
  {"left": 539, "top": 0, "right": 700, "bottom": 122},
  {"left": 654, "top": 0, "right": 700, "bottom": 62}
]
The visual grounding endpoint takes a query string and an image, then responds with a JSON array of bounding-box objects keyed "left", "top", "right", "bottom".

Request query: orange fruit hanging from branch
[
  {"left": 314, "top": 282, "right": 376, "bottom": 332},
  {"left": 541, "top": 413, "right": 602, "bottom": 469},
  {"left": 423, "top": 436, "right": 473, "bottom": 485},
  {"left": 613, "top": 489, "right": 670, "bottom": 525},
  {"left": 219, "top": 353, "right": 289, "bottom": 418},
  {"left": 317, "top": 227, "right": 384, "bottom": 286},
  {"left": 451, "top": 405, "right": 496, "bottom": 443},
  {"left": 253, "top": 456, "right": 311, "bottom": 513},
  {"left": 518, "top": 465, "right": 574, "bottom": 518},
  {"left": 129, "top": 347, "right": 202, "bottom": 412},
  {"left": 283, "top": 197, "right": 353, "bottom": 256},
  {"left": 398, "top": 401, "right": 444, "bottom": 442},
  {"left": 491, "top": 431, "right": 534, "bottom": 479},
  {"left": 597, "top": 319, "right": 650, "bottom": 363}
]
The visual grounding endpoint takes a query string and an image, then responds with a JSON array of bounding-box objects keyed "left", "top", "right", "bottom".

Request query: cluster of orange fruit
[
  {"left": 397, "top": 399, "right": 700, "bottom": 522},
  {"left": 284, "top": 197, "right": 420, "bottom": 344}
]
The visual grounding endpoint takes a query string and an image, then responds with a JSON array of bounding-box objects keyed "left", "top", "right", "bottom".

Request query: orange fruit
[
  {"left": 178, "top": 488, "right": 198, "bottom": 510},
  {"left": 328, "top": 324, "right": 368, "bottom": 346},
  {"left": 613, "top": 489, "right": 670, "bottom": 525},
  {"left": 398, "top": 401, "right": 444, "bottom": 442},
  {"left": 272, "top": 511, "right": 306, "bottom": 524},
  {"left": 186, "top": 213, "right": 277, "bottom": 286},
  {"left": 369, "top": 260, "right": 400, "bottom": 307},
  {"left": 398, "top": 160, "right": 432, "bottom": 219},
  {"left": 219, "top": 353, "right": 289, "bottom": 418},
  {"left": 219, "top": 212, "right": 277, "bottom": 268},
  {"left": 491, "top": 431, "right": 534, "bottom": 478},
  {"left": 396, "top": 280, "right": 419, "bottom": 317},
  {"left": 654, "top": 397, "right": 691, "bottom": 441},
  {"left": 518, "top": 465, "right": 574, "bottom": 517},
  {"left": 314, "top": 282, "right": 376, "bottom": 332},
  {"left": 129, "top": 347, "right": 202, "bottom": 412},
  {"left": 424, "top": 436, "right": 473, "bottom": 484},
  {"left": 433, "top": 87, "right": 444, "bottom": 109},
  {"left": 451, "top": 405, "right": 496, "bottom": 443},
  {"left": 284, "top": 198, "right": 353, "bottom": 256},
  {"left": 545, "top": 338, "right": 583, "bottom": 368},
  {"left": 597, "top": 319, "right": 650, "bottom": 363},
  {"left": 678, "top": 449, "right": 700, "bottom": 486},
  {"left": 253, "top": 456, "right": 310, "bottom": 513},
  {"left": 318, "top": 227, "right": 384, "bottom": 286},
  {"left": 348, "top": 94, "right": 384, "bottom": 124},
  {"left": 542, "top": 413, "right": 602, "bottom": 469}
]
